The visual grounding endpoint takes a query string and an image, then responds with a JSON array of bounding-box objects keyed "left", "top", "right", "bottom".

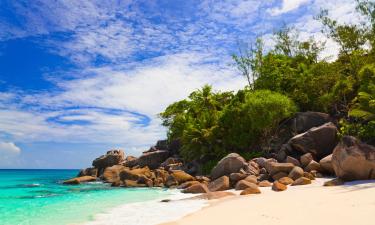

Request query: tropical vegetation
[{"left": 160, "top": 0, "right": 375, "bottom": 167}]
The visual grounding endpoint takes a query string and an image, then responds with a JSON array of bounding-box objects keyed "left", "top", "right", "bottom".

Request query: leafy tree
[{"left": 232, "top": 38, "right": 263, "bottom": 88}]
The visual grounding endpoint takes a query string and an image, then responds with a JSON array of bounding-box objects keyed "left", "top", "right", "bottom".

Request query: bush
[
  {"left": 160, "top": 87, "right": 297, "bottom": 161},
  {"left": 219, "top": 90, "right": 297, "bottom": 152}
]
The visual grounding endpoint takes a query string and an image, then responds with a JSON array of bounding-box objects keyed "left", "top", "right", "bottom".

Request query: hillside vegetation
[{"left": 160, "top": 0, "right": 375, "bottom": 171}]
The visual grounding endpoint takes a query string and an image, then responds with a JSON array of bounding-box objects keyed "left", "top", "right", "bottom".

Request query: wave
[{"left": 84, "top": 191, "right": 207, "bottom": 225}]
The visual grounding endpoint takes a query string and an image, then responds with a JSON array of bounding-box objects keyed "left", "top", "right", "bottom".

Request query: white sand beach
[{"left": 163, "top": 178, "right": 375, "bottom": 225}]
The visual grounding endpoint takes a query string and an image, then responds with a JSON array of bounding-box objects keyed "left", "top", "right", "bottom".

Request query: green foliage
[
  {"left": 341, "top": 64, "right": 375, "bottom": 142},
  {"left": 160, "top": 87, "right": 296, "bottom": 161},
  {"left": 159, "top": 1, "right": 375, "bottom": 165},
  {"left": 219, "top": 90, "right": 297, "bottom": 151}
]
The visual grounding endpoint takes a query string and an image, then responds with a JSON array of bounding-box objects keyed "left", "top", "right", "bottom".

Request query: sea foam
[{"left": 83, "top": 190, "right": 208, "bottom": 225}]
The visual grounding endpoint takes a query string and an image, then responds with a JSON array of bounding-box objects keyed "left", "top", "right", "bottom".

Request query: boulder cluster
[{"left": 64, "top": 111, "right": 375, "bottom": 196}]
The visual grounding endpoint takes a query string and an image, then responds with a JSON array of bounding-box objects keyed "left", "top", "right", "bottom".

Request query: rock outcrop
[
  {"left": 332, "top": 136, "right": 375, "bottom": 181},
  {"left": 92, "top": 150, "right": 125, "bottom": 175}
]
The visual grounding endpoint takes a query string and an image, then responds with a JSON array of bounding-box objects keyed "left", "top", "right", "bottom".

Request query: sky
[{"left": 0, "top": 0, "right": 361, "bottom": 169}]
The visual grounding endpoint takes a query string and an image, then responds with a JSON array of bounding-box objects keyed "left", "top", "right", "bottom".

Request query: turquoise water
[{"left": 0, "top": 170, "right": 172, "bottom": 225}]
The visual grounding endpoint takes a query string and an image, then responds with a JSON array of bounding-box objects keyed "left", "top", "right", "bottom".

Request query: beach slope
[{"left": 164, "top": 179, "right": 375, "bottom": 225}]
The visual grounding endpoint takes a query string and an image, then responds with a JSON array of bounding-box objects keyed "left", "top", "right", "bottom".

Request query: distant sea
[{"left": 0, "top": 169, "right": 205, "bottom": 225}]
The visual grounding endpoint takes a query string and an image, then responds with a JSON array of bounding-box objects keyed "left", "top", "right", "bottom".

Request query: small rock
[
  {"left": 323, "top": 178, "right": 345, "bottom": 186},
  {"left": 195, "top": 191, "right": 235, "bottom": 200},
  {"left": 266, "top": 162, "right": 294, "bottom": 176},
  {"left": 303, "top": 172, "right": 315, "bottom": 180},
  {"left": 305, "top": 160, "right": 321, "bottom": 172},
  {"left": 286, "top": 156, "right": 301, "bottom": 167},
  {"left": 177, "top": 181, "right": 201, "bottom": 189},
  {"left": 63, "top": 176, "right": 96, "bottom": 185},
  {"left": 272, "top": 171, "right": 289, "bottom": 181},
  {"left": 235, "top": 180, "right": 257, "bottom": 190},
  {"left": 229, "top": 173, "right": 247, "bottom": 183},
  {"left": 171, "top": 170, "right": 195, "bottom": 184},
  {"left": 259, "top": 168, "right": 267, "bottom": 174},
  {"left": 278, "top": 177, "right": 294, "bottom": 185},
  {"left": 288, "top": 166, "right": 304, "bottom": 180},
  {"left": 165, "top": 175, "right": 178, "bottom": 187},
  {"left": 244, "top": 175, "right": 258, "bottom": 184},
  {"left": 258, "top": 180, "right": 272, "bottom": 187},
  {"left": 292, "top": 177, "right": 311, "bottom": 186},
  {"left": 240, "top": 185, "right": 261, "bottom": 195},
  {"left": 272, "top": 181, "right": 287, "bottom": 192},
  {"left": 182, "top": 183, "right": 209, "bottom": 194},
  {"left": 208, "top": 176, "right": 230, "bottom": 192},
  {"left": 258, "top": 173, "right": 269, "bottom": 181},
  {"left": 300, "top": 153, "right": 313, "bottom": 168},
  {"left": 319, "top": 154, "right": 334, "bottom": 174},
  {"left": 161, "top": 199, "right": 171, "bottom": 202}
]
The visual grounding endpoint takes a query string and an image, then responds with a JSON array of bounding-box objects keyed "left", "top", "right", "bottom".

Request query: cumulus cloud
[
  {"left": 0, "top": 142, "right": 21, "bottom": 155},
  {"left": 0, "top": 0, "right": 361, "bottom": 155},
  {"left": 0, "top": 52, "right": 245, "bottom": 147}
]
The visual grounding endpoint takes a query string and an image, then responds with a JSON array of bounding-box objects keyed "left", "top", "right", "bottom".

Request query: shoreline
[
  {"left": 82, "top": 189, "right": 208, "bottom": 225},
  {"left": 161, "top": 178, "right": 375, "bottom": 225}
]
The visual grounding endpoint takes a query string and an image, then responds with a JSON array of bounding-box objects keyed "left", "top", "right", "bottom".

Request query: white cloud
[
  {"left": 0, "top": 142, "right": 21, "bottom": 155},
  {"left": 0, "top": 52, "right": 245, "bottom": 148},
  {"left": 0, "top": 0, "right": 362, "bottom": 156},
  {"left": 269, "top": 0, "right": 310, "bottom": 16}
]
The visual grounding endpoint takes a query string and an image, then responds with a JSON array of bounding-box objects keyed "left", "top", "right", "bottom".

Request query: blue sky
[{"left": 0, "top": 0, "right": 359, "bottom": 168}]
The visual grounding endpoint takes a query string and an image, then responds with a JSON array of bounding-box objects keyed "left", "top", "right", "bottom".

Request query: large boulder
[
  {"left": 290, "top": 111, "right": 332, "bottom": 134},
  {"left": 319, "top": 154, "right": 334, "bottom": 174},
  {"left": 92, "top": 150, "right": 125, "bottom": 174},
  {"left": 63, "top": 176, "right": 96, "bottom": 185},
  {"left": 137, "top": 150, "right": 169, "bottom": 169},
  {"left": 102, "top": 165, "right": 126, "bottom": 183},
  {"left": 208, "top": 176, "right": 230, "bottom": 192},
  {"left": 288, "top": 122, "right": 338, "bottom": 159},
  {"left": 211, "top": 153, "right": 246, "bottom": 180},
  {"left": 332, "top": 136, "right": 375, "bottom": 181}
]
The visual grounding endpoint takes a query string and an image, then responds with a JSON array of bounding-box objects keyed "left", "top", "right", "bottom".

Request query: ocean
[{"left": 0, "top": 169, "right": 206, "bottom": 225}]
